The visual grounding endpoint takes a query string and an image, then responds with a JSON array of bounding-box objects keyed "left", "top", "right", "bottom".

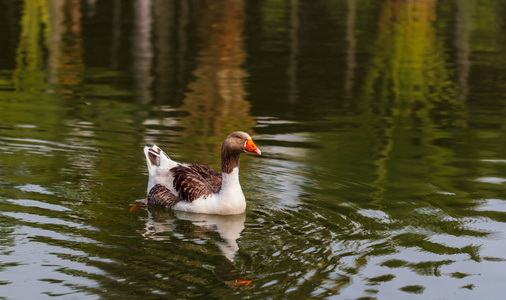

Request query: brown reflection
[
  {"left": 152, "top": 0, "right": 176, "bottom": 104},
  {"left": 177, "top": 0, "right": 190, "bottom": 97},
  {"left": 344, "top": 0, "right": 356, "bottom": 99},
  {"left": 179, "top": 0, "right": 255, "bottom": 147},
  {"left": 132, "top": 0, "right": 154, "bottom": 103},
  {"left": 288, "top": 0, "right": 299, "bottom": 104},
  {"left": 110, "top": 0, "right": 122, "bottom": 70},
  {"left": 455, "top": 0, "right": 470, "bottom": 104},
  {"left": 47, "top": 0, "right": 64, "bottom": 85},
  {"left": 57, "top": 0, "right": 84, "bottom": 89}
]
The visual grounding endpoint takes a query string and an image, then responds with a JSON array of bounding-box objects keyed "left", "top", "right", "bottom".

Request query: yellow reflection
[
  {"left": 362, "top": 0, "right": 461, "bottom": 199},
  {"left": 13, "top": 0, "right": 50, "bottom": 91},
  {"left": 14, "top": 0, "right": 83, "bottom": 92}
]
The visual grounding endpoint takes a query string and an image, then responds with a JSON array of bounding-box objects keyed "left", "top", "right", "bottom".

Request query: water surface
[{"left": 1, "top": 0, "right": 506, "bottom": 299}]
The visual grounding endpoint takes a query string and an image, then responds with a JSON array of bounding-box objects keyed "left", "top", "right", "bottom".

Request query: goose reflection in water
[{"left": 140, "top": 206, "right": 255, "bottom": 290}]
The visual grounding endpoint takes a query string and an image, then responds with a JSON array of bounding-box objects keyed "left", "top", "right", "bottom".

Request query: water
[{"left": 1, "top": 0, "right": 506, "bottom": 298}]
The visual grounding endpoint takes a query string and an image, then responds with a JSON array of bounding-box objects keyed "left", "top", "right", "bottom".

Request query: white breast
[{"left": 172, "top": 167, "right": 246, "bottom": 215}]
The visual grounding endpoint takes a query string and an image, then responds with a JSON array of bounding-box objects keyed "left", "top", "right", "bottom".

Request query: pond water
[{"left": 1, "top": 0, "right": 506, "bottom": 299}]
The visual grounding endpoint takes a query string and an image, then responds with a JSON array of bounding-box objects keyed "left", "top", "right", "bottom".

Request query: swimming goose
[{"left": 144, "top": 131, "right": 261, "bottom": 215}]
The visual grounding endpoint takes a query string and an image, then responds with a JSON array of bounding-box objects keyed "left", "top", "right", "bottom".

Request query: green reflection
[
  {"left": 1, "top": 0, "right": 506, "bottom": 299},
  {"left": 13, "top": 0, "right": 50, "bottom": 91},
  {"left": 357, "top": 0, "right": 463, "bottom": 204},
  {"left": 12, "top": 0, "right": 84, "bottom": 92}
]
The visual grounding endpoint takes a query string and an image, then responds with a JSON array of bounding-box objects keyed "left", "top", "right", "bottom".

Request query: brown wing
[
  {"left": 170, "top": 163, "right": 222, "bottom": 202},
  {"left": 147, "top": 184, "right": 180, "bottom": 208},
  {"left": 186, "top": 164, "right": 222, "bottom": 191}
]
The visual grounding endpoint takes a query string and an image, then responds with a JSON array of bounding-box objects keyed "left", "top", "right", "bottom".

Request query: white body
[
  {"left": 172, "top": 167, "right": 246, "bottom": 215},
  {"left": 144, "top": 146, "right": 247, "bottom": 215}
]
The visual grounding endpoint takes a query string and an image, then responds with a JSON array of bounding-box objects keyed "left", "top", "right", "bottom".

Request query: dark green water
[{"left": 1, "top": 0, "right": 506, "bottom": 299}]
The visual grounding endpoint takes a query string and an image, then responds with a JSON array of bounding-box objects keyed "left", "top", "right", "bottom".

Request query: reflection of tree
[
  {"left": 296, "top": 2, "right": 479, "bottom": 294},
  {"left": 287, "top": 0, "right": 299, "bottom": 104},
  {"left": 132, "top": 0, "right": 153, "bottom": 103},
  {"left": 13, "top": 0, "right": 50, "bottom": 91},
  {"left": 14, "top": 0, "right": 84, "bottom": 91},
  {"left": 344, "top": 0, "right": 356, "bottom": 99},
  {"left": 8, "top": 0, "right": 93, "bottom": 194},
  {"left": 318, "top": 2, "right": 489, "bottom": 293},
  {"left": 359, "top": 0, "right": 461, "bottom": 201},
  {"left": 179, "top": 0, "right": 255, "bottom": 147},
  {"left": 47, "top": 0, "right": 64, "bottom": 84},
  {"left": 152, "top": 0, "right": 176, "bottom": 105},
  {"left": 455, "top": 0, "right": 470, "bottom": 104},
  {"left": 57, "top": 0, "right": 84, "bottom": 88}
]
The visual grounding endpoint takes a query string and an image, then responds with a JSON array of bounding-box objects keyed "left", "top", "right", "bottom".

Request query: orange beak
[
  {"left": 244, "top": 138, "right": 261, "bottom": 155},
  {"left": 236, "top": 278, "right": 255, "bottom": 287}
]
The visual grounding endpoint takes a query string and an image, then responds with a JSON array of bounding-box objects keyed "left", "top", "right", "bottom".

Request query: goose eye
[{"left": 236, "top": 136, "right": 242, "bottom": 139}]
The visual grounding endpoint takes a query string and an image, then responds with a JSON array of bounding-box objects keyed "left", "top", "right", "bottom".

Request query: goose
[{"left": 143, "top": 131, "right": 261, "bottom": 215}]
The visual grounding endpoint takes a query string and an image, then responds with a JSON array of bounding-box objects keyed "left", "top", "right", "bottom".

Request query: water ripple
[{"left": 7, "top": 199, "right": 70, "bottom": 212}]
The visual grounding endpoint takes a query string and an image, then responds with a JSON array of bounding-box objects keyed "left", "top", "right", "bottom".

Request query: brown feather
[
  {"left": 170, "top": 164, "right": 222, "bottom": 202},
  {"left": 147, "top": 149, "right": 159, "bottom": 166},
  {"left": 147, "top": 184, "right": 179, "bottom": 208}
]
